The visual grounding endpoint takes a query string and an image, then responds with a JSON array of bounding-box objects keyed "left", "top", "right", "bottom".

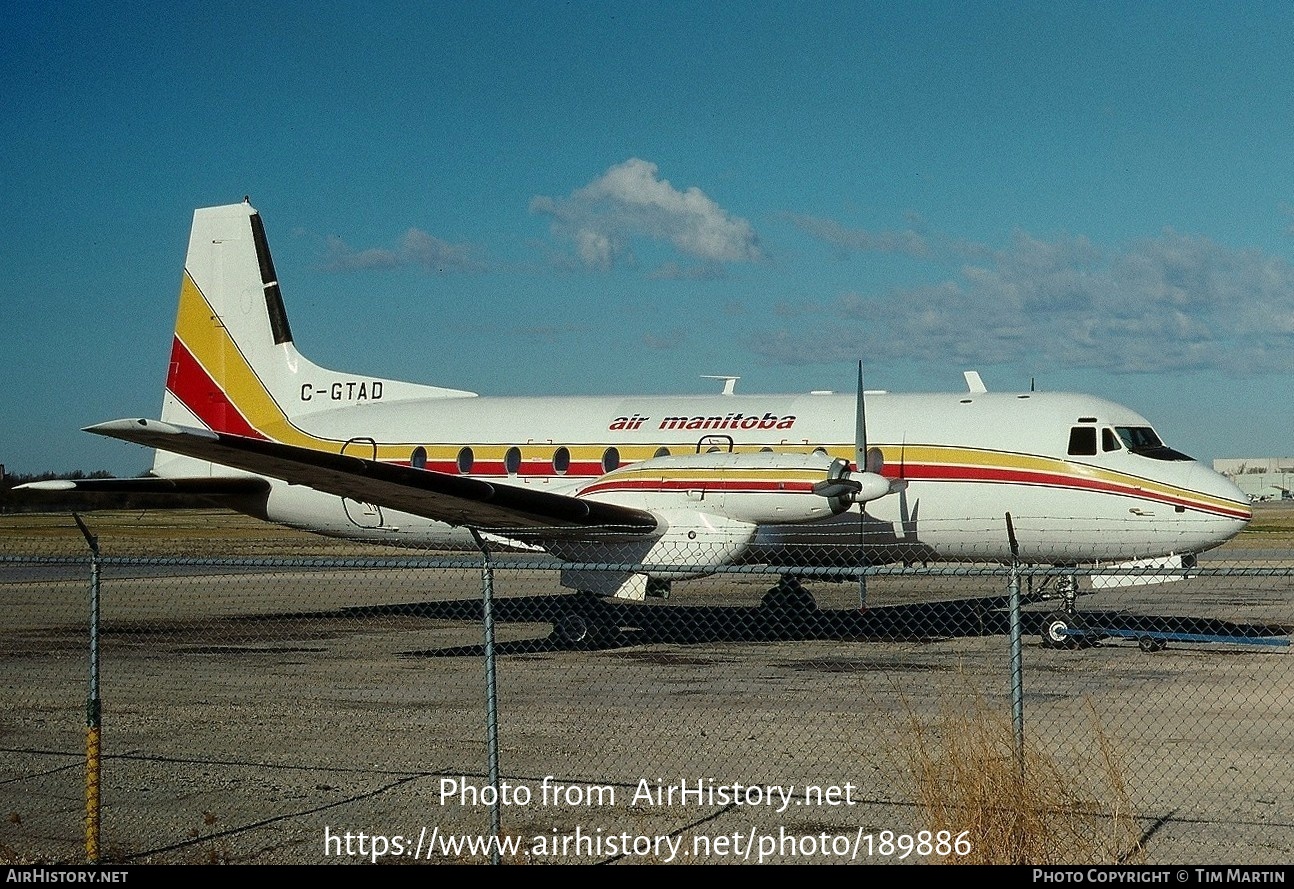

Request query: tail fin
[{"left": 154, "top": 200, "right": 474, "bottom": 476}]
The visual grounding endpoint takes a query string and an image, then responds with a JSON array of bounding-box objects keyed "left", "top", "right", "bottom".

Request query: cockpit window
[
  {"left": 1116, "top": 426, "right": 1161, "bottom": 450},
  {"left": 1115, "top": 426, "right": 1192, "bottom": 461},
  {"left": 1067, "top": 427, "right": 1097, "bottom": 456},
  {"left": 1102, "top": 429, "right": 1121, "bottom": 452}
]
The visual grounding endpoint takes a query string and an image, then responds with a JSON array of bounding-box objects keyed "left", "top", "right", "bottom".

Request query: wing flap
[{"left": 85, "top": 419, "right": 660, "bottom": 535}]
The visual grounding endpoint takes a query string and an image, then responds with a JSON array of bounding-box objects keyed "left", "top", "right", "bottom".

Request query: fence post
[
  {"left": 469, "top": 530, "right": 502, "bottom": 865},
  {"left": 1005, "top": 513, "right": 1025, "bottom": 778},
  {"left": 73, "top": 514, "right": 101, "bottom": 864}
]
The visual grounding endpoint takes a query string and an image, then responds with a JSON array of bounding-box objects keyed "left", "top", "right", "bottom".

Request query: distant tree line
[{"left": 2, "top": 469, "right": 119, "bottom": 485}]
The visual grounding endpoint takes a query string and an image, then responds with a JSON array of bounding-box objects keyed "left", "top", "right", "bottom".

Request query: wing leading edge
[{"left": 84, "top": 419, "right": 660, "bottom": 537}]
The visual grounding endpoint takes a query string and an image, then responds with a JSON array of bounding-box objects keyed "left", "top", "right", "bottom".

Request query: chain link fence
[{"left": 2, "top": 508, "right": 1292, "bottom": 865}]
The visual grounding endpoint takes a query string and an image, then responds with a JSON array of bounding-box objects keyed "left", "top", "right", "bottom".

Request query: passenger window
[
  {"left": 1068, "top": 427, "right": 1097, "bottom": 456},
  {"left": 552, "top": 447, "right": 570, "bottom": 475},
  {"left": 602, "top": 447, "right": 620, "bottom": 473},
  {"left": 456, "top": 447, "right": 474, "bottom": 474},
  {"left": 653, "top": 447, "right": 670, "bottom": 458},
  {"left": 1102, "top": 429, "right": 1121, "bottom": 452},
  {"left": 410, "top": 446, "right": 427, "bottom": 470},
  {"left": 504, "top": 446, "right": 522, "bottom": 475}
]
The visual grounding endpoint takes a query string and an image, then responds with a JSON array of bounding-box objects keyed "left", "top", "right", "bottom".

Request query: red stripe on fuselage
[
  {"left": 165, "top": 337, "right": 266, "bottom": 440},
  {"left": 895, "top": 463, "right": 1250, "bottom": 520}
]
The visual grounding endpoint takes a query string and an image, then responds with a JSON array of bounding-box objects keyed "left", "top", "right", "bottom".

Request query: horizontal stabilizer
[{"left": 16, "top": 476, "right": 270, "bottom": 496}]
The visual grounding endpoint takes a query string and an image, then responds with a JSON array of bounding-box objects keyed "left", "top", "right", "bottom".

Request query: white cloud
[
  {"left": 751, "top": 225, "right": 1294, "bottom": 375},
  {"left": 324, "top": 228, "right": 486, "bottom": 273},
  {"left": 399, "top": 229, "right": 486, "bottom": 272},
  {"left": 531, "top": 158, "right": 763, "bottom": 270},
  {"left": 323, "top": 236, "right": 398, "bottom": 271},
  {"left": 575, "top": 229, "right": 614, "bottom": 270}
]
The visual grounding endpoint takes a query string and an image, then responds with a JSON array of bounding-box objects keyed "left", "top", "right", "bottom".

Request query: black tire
[
  {"left": 554, "top": 612, "right": 592, "bottom": 645},
  {"left": 1138, "top": 635, "right": 1167, "bottom": 653},
  {"left": 553, "top": 609, "right": 616, "bottom": 647},
  {"left": 1041, "top": 611, "right": 1080, "bottom": 650}
]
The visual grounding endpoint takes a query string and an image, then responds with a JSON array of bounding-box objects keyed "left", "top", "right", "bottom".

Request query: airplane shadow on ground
[
  {"left": 344, "top": 593, "right": 1014, "bottom": 657},
  {"left": 314, "top": 592, "right": 1238, "bottom": 657},
  {"left": 331, "top": 593, "right": 1289, "bottom": 658}
]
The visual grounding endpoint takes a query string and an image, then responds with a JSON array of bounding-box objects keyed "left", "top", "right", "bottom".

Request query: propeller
[
  {"left": 809, "top": 362, "right": 908, "bottom": 609},
  {"left": 812, "top": 362, "right": 907, "bottom": 506}
]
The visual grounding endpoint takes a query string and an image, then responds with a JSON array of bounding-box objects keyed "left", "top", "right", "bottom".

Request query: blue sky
[{"left": 3, "top": 2, "right": 1294, "bottom": 476}]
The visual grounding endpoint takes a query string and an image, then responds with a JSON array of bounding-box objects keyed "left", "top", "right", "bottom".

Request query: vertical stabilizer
[{"left": 152, "top": 200, "right": 474, "bottom": 478}]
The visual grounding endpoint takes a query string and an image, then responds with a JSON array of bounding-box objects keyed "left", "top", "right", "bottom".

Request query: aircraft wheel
[
  {"left": 554, "top": 612, "right": 592, "bottom": 646},
  {"left": 553, "top": 611, "right": 614, "bottom": 647},
  {"left": 1138, "top": 635, "right": 1167, "bottom": 653},
  {"left": 1040, "top": 611, "right": 1080, "bottom": 650}
]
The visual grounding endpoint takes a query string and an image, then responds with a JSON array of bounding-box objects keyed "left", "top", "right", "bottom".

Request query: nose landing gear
[{"left": 1038, "top": 575, "right": 1095, "bottom": 649}]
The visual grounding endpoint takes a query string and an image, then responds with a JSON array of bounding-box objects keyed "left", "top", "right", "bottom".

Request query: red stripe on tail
[{"left": 165, "top": 338, "right": 266, "bottom": 439}]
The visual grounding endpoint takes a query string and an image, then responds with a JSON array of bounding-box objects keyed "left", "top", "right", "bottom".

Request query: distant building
[{"left": 1213, "top": 458, "right": 1294, "bottom": 501}]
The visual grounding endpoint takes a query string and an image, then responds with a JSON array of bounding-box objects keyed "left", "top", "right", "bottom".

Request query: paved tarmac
[{"left": 2, "top": 513, "right": 1293, "bottom": 865}]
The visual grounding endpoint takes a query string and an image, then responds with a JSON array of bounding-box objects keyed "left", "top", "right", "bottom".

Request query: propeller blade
[
  {"left": 865, "top": 446, "right": 884, "bottom": 475},
  {"left": 855, "top": 361, "right": 867, "bottom": 473}
]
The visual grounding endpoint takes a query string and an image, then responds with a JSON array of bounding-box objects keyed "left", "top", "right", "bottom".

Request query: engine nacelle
[{"left": 575, "top": 450, "right": 850, "bottom": 526}]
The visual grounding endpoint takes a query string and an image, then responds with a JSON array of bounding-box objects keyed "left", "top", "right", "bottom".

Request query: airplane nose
[
  {"left": 1184, "top": 461, "right": 1251, "bottom": 548},
  {"left": 1207, "top": 465, "right": 1251, "bottom": 518}
]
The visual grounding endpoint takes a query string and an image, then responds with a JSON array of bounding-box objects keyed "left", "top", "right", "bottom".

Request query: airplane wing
[{"left": 84, "top": 419, "right": 660, "bottom": 536}]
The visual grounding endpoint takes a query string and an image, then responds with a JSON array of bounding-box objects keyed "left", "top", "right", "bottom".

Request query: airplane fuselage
[{"left": 228, "top": 384, "right": 1249, "bottom": 565}]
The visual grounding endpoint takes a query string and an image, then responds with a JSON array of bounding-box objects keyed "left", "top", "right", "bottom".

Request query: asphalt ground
[{"left": 2, "top": 508, "right": 1293, "bottom": 865}]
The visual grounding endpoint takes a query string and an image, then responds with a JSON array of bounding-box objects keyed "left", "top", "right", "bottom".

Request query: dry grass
[{"left": 906, "top": 699, "right": 1144, "bottom": 865}]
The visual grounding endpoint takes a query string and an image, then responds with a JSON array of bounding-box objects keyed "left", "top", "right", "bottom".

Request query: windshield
[{"left": 1114, "top": 426, "right": 1192, "bottom": 461}]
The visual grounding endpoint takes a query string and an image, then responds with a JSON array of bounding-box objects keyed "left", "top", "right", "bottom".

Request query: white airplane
[{"left": 30, "top": 200, "right": 1252, "bottom": 645}]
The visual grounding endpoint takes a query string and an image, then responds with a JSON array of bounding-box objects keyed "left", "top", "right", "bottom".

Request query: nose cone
[{"left": 1182, "top": 461, "right": 1251, "bottom": 551}]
